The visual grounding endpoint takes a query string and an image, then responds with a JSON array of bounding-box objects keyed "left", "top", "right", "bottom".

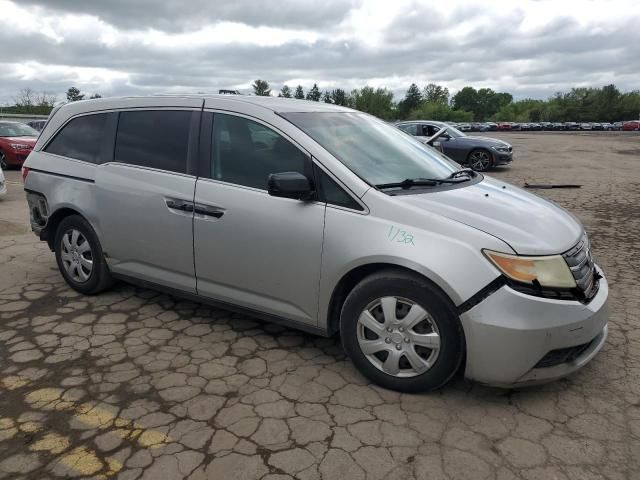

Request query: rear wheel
[
  {"left": 340, "top": 270, "right": 464, "bottom": 392},
  {"left": 467, "top": 149, "right": 493, "bottom": 172},
  {"left": 54, "top": 215, "right": 113, "bottom": 295}
]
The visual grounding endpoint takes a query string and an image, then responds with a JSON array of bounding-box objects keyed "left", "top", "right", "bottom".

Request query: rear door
[
  {"left": 95, "top": 106, "right": 201, "bottom": 293},
  {"left": 192, "top": 111, "right": 326, "bottom": 325}
]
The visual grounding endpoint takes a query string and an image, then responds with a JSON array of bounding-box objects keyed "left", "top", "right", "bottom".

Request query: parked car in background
[
  {"left": 485, "top": 122, "right": 498, "bottom": 131},
  {"left": 27, "top": 120, "right": 47, "bottom": 132},
  {"left": 497, "top": 122, "right": 512, "bottom": 131},
  {"left": 511, "top": 123, "right": 521, "bottom": 131},
  {"left": 623, "top": 120, "right": 640, "bottom": 131},
  {"left": 470, "top": 122, "right": 488, "bottom": 132},
  {"left": 591, "top": 123, "right": 603, "bottom": 131},
  {"left": 520, "top": 123, "right": 530, "bottom": 131},
  {"left": 23, "top": 95, "right": 608, "bottom": 392},
  {"left": 396, "top": 120, "right": 513, "bottom": 172},
  {"left": 613, "top": 121, "right": 624, "bottom": 130},
  {"left": 0, "top": 168, "right": 6, "bottom": 199},
  {"left": 458, "top": 123, "right": 471, "bottom": 132},
  {"left": 539, "top": 122, "right": 552, "bottom": 130},
  {"left": 552, "top": 123, "right": 564, "bottom": 130},
  {"left": 0, "top": 121, "right": 39, "bottom": 169},
  {"left": 580, "top": 123, "right": 592, "bottom": 131},
  {"left": 564, "top": 122, "right": 580, "bottom": 131},
  {"left": 600, "top": 123, "right": 613, "bottom": 131}
]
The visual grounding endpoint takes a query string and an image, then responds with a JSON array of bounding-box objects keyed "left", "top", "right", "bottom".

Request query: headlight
[
  {"left": 483, "top": 250, "right": 576, "bottom": 289},
  {"left": 492, "top": 145, "right": 510, "bottom": 153},
  {"left": 10, "top": 143, "right": 31, "bottom": 150}
]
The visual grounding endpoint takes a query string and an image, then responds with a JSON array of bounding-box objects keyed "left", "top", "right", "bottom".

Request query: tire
[
  {"left": 340, "top": 269, "right": 465, "bottom": 393},
  {"left": 0, "top": 151, "right": 9, "bottom": 170},
  {"left": 54, "top": 215, "right": 113, "bottom": 295},
  {"left": 467, "top": 149, "right": 493, "bottom": 172}
]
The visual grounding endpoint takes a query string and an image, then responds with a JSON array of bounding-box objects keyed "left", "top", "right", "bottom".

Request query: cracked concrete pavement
[{"left": 0, "top": 132, "right": 639, "bottom": 479}]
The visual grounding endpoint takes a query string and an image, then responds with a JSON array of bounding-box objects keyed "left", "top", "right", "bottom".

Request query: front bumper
[
  {"left": 460, "top": 267, "right": 608, "bottom": 387},
  {"left": 3, "top": 149, "right": 31, "bottom": 166},
  {"left": 493, "top": 151, "right": 513, "bottom": 165}
]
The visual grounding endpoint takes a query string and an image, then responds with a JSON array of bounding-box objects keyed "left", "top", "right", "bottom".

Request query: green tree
[
  {"left": 409, "top": 102, "right": 472, "bottom": 122},
  {"left": 422, "top": 84, "right": 449, "bottom": 105},
  {"left": 306, "top": 83, "right": 321, "bottom": 101},
  {"left": 66, "top": 87, "right": 85, "bottom": 102},
  {"left": 397, "top": 83, "right": 422, "bottom": 118},
  {"left": 252, "top": 79, "right": 271, "bottom": 96},
  {"left": 294, "top": 85, "right": 305, "bottom": 99},
  {"left": 330, "top": 89, "right": 348, "bottom": 106},
  {"left": 278, "top": 85, "right": 292, "bottom": 98},
  {"left": 351, "top": 86, "right": 394, "bottom": 119},
  {"left": 322, "top": 91, "right": 332, "bottom": 103}
]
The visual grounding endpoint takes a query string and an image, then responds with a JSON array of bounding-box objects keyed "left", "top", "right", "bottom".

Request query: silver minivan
[{"left": 23, "top": 95, "right": 608, "bottom": 392}]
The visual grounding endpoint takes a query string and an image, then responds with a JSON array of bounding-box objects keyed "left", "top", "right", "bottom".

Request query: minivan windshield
[{"left": 282, "top": 112, "right": 459, "bottom": 186}]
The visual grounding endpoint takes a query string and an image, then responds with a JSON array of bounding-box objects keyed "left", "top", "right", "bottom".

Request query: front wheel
[
  {"left": 467, "top": 149, "right": 493, "bottom": 172},
  {"left": 340, "top": 270, "right": 465, "bottom": 393},
  {"left": 0, "top": 152, "right": 9, "bottom": 170},
  {"left": 54, "top": 215, "right": 113, "bottom": 295}
]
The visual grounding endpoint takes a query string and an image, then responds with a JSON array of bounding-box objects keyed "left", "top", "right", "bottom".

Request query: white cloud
[{"left": 0, "top": 0, "right": 638, "bottom": 103}]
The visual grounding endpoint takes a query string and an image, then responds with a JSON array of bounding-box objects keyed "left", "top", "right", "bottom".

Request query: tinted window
[
  {"left": 115, "top": 110, "right": 192, "bottom": 173},
  {"left": 45, "top": 114, "right": 108, "bottom": 163},
  {"left": 212, "top": 113, "right": 308, "bottom": 189},
  {"left": 318, "top": 169, "right": 362, "bottom": 210}
]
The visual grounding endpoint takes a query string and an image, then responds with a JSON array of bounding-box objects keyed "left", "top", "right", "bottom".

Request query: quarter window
[
  {"left": 45, "top": 113, "right": 109, "bottom": 164},
  {"left": 317, "top": 169, "right": 362, "bottom": 211},
  {"left": 211, "top": 113, "right": 309, "bottom": 190},
  {"left": 115, "top": 110, "right": 192, "bottom": 174}
]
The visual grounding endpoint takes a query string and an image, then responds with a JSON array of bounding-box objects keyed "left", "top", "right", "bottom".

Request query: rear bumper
[{"left": 460, "top": 266, "right": 608, "bottom": 387}]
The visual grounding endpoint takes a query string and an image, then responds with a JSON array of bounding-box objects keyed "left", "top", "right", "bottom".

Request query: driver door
[{"left": 192, "top": 112, "right": 326, "bottom": 326}]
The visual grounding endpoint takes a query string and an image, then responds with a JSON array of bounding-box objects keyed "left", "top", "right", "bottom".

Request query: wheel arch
[
  {"left": 325, "top": 262, "right": 459, "bottom": 337},
  {"left": 41, "top": 206, "right": 87, "bottom": 251}
]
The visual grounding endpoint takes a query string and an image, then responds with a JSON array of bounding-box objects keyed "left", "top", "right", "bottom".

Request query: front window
[
  {"left": 0, "top": 123, "right": 39, "bottom": 137},
  {"left": 281, "top": 112, "right": 458, "bottom": 186}
]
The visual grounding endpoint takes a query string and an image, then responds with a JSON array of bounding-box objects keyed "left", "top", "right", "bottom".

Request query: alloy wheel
[
  {"left": 60, "top": 228, "right": 93, "bottom": 283},
  {"left": 356, "top": 296, "right": 440, "bottom": 378},
  {"left": 469, "top": 150, "right": 491, "bottom": 171},
  {"left": 0, "top": 153, "right": 7, "bottom": 170}
]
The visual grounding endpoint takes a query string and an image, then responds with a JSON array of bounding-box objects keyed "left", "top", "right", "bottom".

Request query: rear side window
[
  {"left": 115, "top": 110, "right": 192, "bottom": 174},
  {"left": 398, "top": 124, "right": 417, "bottom": 135},
  {"left": 45, "top": 113, "right": 109, "bottom": 164}
]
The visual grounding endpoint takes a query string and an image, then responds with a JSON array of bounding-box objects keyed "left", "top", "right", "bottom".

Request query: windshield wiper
[{"left": 375, "top": 177, "right": 468, "bottom": 190}]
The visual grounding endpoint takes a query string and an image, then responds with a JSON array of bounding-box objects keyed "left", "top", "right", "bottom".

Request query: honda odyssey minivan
[{"left": 23, "top": 95, "right": 608, "bottom": 392}]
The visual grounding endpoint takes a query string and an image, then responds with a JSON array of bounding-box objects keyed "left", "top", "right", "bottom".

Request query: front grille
[
  {"left": 563, "top": 234, "right": 598, "bottom": 301},
  {"left": 534, "top": 339, "right": 595, "bottom": 368}
]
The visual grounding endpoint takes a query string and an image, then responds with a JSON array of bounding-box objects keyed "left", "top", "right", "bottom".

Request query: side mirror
[{"left": 268, "top": 172, "right": 314, "bottom": 200}]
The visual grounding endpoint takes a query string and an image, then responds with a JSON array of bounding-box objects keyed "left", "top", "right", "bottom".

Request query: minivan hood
[{"left": 396, "top": 176, "right": 582, "bottom": 255}]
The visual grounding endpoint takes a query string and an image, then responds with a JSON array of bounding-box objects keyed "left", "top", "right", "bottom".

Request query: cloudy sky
[{"left": 1, "top": 0, "right": 638, "bottom": 104}]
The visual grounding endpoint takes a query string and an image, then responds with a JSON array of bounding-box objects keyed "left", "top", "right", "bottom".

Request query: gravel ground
[{"left": 0, "top": 132, "right": 639, "bottom": 480}]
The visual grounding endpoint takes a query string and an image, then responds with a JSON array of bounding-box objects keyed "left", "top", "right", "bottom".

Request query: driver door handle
[{"left": 194, "top": 203, "right": 225, "bottom": 219}]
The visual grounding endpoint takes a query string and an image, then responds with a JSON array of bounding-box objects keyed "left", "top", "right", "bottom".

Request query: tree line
[
  {"left": 1, "top": 87, "right": 101, "bottom": 115},
  {"left": 254, "top": 79, "right": 640, "bottom": 123},
  {"left": 3, "top": 82, "right": 638, "bottom": 123}
]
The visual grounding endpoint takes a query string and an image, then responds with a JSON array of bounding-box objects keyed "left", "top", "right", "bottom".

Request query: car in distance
[
  {"left": 396, "top": 120, "right": 513, "bottom": 172},
  {"left": 0, "top": 121, "right": 38, "bottom": 169},
  {"left": 496, "top": 122, "right": 511, "bottom": 131},
  {"left": 623, "top": 120, "right": 640, "bottom": 131},
  {"left": 23, "top": 95, "right": 608, "bottom": 392},
  {"left": 27, "top": 120, "right": 47, "bottom": 132}
]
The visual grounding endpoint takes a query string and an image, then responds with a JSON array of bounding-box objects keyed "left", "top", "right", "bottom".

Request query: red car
[
  {"left": 0, "top": 121, "right": 38, "bottom": 169},
  {"left": 497, "top": 122, "right": 512, "bottom": 131},
  {"left": 622, "top": 120, "right": 640, "bottom": 131}
]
